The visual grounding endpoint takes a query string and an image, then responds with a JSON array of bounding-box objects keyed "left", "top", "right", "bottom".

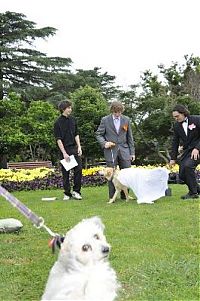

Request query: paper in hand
[{"left": 60, "top": 155, "right": 78, "bottom": 171}]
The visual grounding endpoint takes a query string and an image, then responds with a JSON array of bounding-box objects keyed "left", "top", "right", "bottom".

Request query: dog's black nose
[{"left": 102, "top": 246, "right": 110, "bottom": 254}]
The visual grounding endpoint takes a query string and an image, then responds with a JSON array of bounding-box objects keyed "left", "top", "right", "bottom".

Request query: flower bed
[
  {"left": 0, "top": 165, "right": 199, "bottom": 192},
  {"left": 0, "top": 167, "right": 107, "bottom": 192}
]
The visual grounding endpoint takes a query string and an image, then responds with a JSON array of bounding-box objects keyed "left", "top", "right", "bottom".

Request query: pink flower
[{"left": 188, "top": 123, "right": 196, "bottom": 130}]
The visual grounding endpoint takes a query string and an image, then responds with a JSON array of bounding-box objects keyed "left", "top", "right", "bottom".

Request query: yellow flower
[{"left": 0, "top": 167, "right": 52, "bottom": 182}]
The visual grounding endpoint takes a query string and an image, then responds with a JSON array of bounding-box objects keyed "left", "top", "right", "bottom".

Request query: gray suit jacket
[{"left": 95, "top": 114, "right": 135, "bottom": 162}]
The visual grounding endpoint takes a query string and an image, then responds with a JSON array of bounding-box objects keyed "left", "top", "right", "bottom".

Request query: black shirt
[{"left": 54, "top": 115, "right": 78, "bottom": 148}]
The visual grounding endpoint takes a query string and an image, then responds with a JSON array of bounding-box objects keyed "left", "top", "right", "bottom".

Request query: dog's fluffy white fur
[{"left": 42, "top": 216, "right": 119, "bottom": 301}]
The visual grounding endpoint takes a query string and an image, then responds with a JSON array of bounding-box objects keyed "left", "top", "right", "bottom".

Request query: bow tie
[{"left": 181, "top": 119, "right": 187, "bottom": 124}]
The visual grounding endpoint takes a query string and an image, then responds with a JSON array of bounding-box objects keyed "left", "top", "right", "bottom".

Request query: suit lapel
[
  {"left": 177, "top": 122, "right": 187, "bottom": 139},
  {"left": 187, "top": 116, "right": 193, "bottom": 140}
]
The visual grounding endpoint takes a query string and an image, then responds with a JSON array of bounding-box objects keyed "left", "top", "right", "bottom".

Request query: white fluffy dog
[{"left": 42, "top": 216, "right": 119, "bottom": 301}]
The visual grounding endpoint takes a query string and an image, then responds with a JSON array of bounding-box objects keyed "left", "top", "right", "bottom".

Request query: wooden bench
[{"left": 7, "top": 161, "right": 53, "bottom": 169}]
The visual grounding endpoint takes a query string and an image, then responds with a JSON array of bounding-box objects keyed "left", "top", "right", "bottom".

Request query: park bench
[{"left": 7, "top": 161, "right": 53, "bottom": 170}]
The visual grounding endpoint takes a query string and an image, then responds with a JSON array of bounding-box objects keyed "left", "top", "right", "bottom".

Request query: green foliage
[
  {"left": 46, "top": 67, "right": 120, "bottom": 106},
  {"left": 19, "top": 101, "right": 59, "bottom": 160},
  {"left": 0, "top": 11, "right": 120, "bottom": 103},
  {"left": 0, "top": 11, "right": 72, "bottom": 100},
  {"left": 74, "top": 67, "right": 120, "bottom": 100},
  {"left": 0, "top": 94, "right": 27, "bottom": 155},
  {"left": 0, "top": 94, "right": 59, "bottom": 161},
  {"left": 0, "top": 185, "right": 199, "bottom": 301},
  {"left": 120, "top": 56, "right": 200, "bottom": 164},
  {"left": 71, "top": 85, "right": 109, "bottom": 160}
]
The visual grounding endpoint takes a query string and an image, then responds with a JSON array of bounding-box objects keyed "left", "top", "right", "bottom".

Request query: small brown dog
[{"left": 99, "top": 167, "right": 133, "bottom": 204}]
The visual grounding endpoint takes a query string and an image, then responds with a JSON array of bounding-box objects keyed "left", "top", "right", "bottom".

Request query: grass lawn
[{"left": 0, "top": 184, "right": 199, "bottom": 301}]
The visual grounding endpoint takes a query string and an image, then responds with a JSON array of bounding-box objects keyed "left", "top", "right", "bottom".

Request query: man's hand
[
  {"left": 131, "top": 155, "right": 135, "bottom": 161},
  {"left": 105, "top": 142, "right": 116, "bottom": 149},
  {"left": 169, "top": 160, "right": 176, "bottom": 166},
  {"left": 77, "top": 146, "right": 82, "bottom": 156},
  {"left": 63, "top": 152, "right": 70, "bottom": 162},
  {"left": 191, "top": 148, "right": 199, "bottom": 160}
]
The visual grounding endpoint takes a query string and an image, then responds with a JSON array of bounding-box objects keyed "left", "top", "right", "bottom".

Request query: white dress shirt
[
  {"left": 182, "top": 118, "right": 188, "bottom": 135},
  {"left": 113, "top": 116, "right": 120, "bottom": 133}
]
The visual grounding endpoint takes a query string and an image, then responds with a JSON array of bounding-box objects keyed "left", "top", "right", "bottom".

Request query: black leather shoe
[{"left": 181, "top": 193, "right": 199, "bottom": 200}]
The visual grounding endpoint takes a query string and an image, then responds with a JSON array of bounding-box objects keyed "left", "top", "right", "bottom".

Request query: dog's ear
[
  {"left": 98, "top": 169, "right": 105, "bottom": 176},
  {"left": 90, "top": 216, "right": 105, "bottom": 231}
]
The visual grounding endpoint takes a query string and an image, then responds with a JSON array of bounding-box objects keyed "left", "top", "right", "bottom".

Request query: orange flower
[{"left": 122, "top": 124, "right": 128, "bottom": 131}]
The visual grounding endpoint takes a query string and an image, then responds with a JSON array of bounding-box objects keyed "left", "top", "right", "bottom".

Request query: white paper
[
  {"left": 41, "top": 197, "right": 57, "bottom": 201},
  {"left": 60, "top": 155, "right": 78, "bottom": 171}
]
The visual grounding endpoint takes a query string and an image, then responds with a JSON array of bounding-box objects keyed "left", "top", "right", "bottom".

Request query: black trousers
[
  {"left": 179, "top": 154, "right": 200, "bottom": 194},
  {"left": 61, "top": 152, "right": 82, "bottom": 196},
  {"left": 106, "top": 150, "right": 131, "bottom": 199}
]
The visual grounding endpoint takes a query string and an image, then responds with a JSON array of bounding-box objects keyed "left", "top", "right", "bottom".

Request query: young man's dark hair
[
  {"left": 58, "top": 100, "right": 72, "bottom": 113},
  {"left": 172, "top": 104, "right": 190, "bottom": 117}
]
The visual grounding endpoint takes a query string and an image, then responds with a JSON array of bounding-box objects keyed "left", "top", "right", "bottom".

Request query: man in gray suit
[{"left": 96, "top": 101, "right": 135, "bottom": 200}]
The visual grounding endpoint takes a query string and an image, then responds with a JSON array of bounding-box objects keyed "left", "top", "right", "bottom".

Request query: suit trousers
[
  {"left": 179, "top": 154, "right": 200, "bottom": 194},
  {"left": 61, "top": 154, "right": 82, "bottom": 196},
  {"left": 106, "top": 149, "right": 131, "bottom": 199}
]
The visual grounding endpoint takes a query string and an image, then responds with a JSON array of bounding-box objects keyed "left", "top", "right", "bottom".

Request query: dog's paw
[
  {"left": 126, "top": 196, "right": 134, "bottom": 201},
  {"left": 107, "top": 199, "right": 115, "bottom": 204}
]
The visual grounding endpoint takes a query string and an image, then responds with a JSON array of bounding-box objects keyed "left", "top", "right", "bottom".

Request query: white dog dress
[{"left": 117, "top": 167, "right": 169, "bottom": 204}]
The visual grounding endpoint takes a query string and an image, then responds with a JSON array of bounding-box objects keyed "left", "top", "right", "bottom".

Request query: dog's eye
[
  {"left": 82, "top": 244, "right": 92, "bottom": 252},
  {"left": 94, "top": 234, "right": 100, "bottom": 240}
]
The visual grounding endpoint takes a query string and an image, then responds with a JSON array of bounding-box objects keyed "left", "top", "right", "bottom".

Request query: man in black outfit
[
  {"left": 169, "top": 104, "right": 200, "bottom": 200},
  {"left": 54, "top": 100, "right": 82, "bottom": 200}
]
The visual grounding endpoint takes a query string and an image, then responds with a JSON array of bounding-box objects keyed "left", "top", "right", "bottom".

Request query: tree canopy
[{"left": 0, "top": 11, "right": 72, "bottom": 100}]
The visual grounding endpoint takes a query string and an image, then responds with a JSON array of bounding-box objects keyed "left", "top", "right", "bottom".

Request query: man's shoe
[
  {"left": 72, "top": 191, "right": 82, "bottom": 200},
  {"left": 165, "top": 188, "right": 172, "bottom": 196},
  {"left": 63, "top": 194, "right": 70, "bottom": 201},
  {"left": 181, "top": 193, "right": 199, "bottom": 200}
]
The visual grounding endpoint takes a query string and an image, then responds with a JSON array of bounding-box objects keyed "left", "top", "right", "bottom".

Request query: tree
[
  {"left": 0, "top": 93, "right": 59, "bottom": 163},
  {"left": 183, "top": 55, "right": 200, "bottom": 101},
  {"left": 0, "top": 93, "right": 27, "bottom": 163},
  {"left": 46, "top": 67, "right": 121, "bottom": 106},
  {"left": 70, "top": 85, "right": 109, "bottom": 166},
  {"left": 0, "top": 11, "right": 72, "bottom": 100},
  {"left": 74, "top": 67, "right": 120, "bottom": 100},
  {"left": 158, "top": 54, "right": 200, "bottom": 101},
  {"left": 121, "top": 58, "right": 200, "bottom": 164},
  {"left": 20, "top": 100, "right": 59, "bottom": 161}
]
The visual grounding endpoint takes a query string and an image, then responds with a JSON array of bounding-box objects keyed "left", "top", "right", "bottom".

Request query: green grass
[{"left": 0, "top": 184, "right": 199, "bottom": 301}]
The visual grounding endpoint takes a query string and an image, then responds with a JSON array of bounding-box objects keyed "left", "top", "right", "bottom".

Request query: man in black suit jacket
[{"left": 169, "top": 104, "right": 200, "bottom": 199}]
